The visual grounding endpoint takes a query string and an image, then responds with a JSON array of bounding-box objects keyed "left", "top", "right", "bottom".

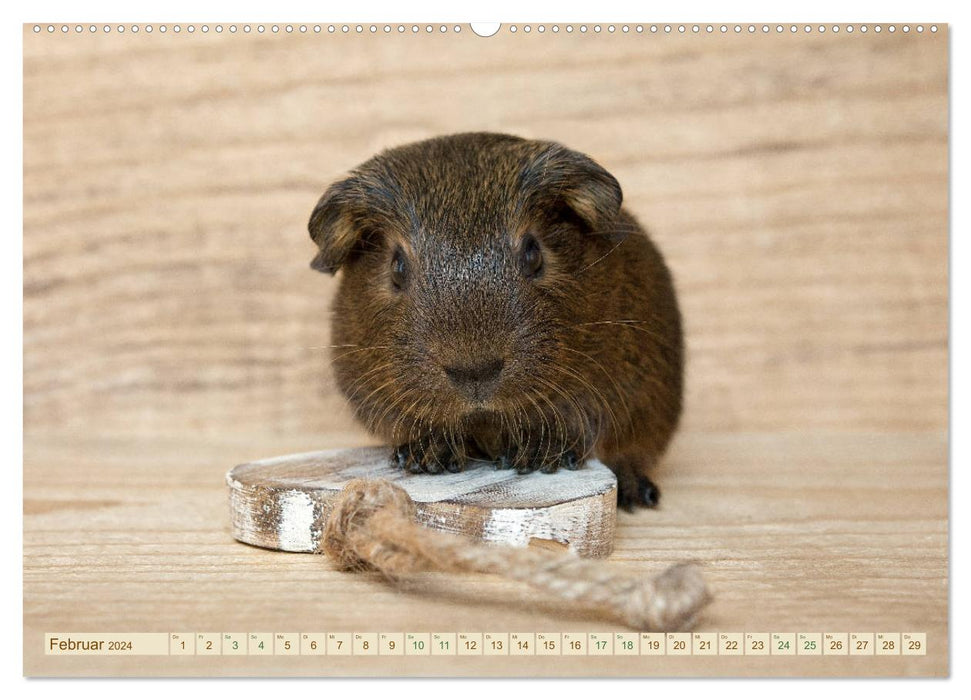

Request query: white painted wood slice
[{"left": 227, "top": 446, "right": 618, "bottom": 558}]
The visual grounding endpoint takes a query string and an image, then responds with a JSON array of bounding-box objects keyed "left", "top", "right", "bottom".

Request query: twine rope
[{"left": 321, "top": 478, "right": 711, "bottom": 631}]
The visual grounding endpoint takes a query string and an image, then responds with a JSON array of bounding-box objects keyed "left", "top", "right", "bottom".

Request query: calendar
[{"left": 45, "top": 632, "right": 927, "bottom": 657}]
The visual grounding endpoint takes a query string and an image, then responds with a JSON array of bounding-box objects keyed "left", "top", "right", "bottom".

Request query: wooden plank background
[{"left": 23, "top": 25, "right": 948, "bottom": 676}]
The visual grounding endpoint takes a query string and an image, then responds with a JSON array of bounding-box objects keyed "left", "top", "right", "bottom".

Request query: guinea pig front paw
[
  {"left": 391, "top": 442, "right": 466, "bottom": 475},
  {"left": 497, "top": 448, "right": 582, "bottom": 474}
]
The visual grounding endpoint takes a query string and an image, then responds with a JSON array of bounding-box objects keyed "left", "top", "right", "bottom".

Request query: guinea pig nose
[{"left": 444, "top": 357, "right": 505, "bottom": 388}]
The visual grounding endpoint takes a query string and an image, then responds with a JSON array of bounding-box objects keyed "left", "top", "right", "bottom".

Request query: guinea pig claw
[
  {"left": 444, "top": 456, "right": 465, "bottom": 474},
  {"left": 391, "top": 444, "right": 423, "bottom": 474},
  {"left": 539, "top": 461, "right": 559, "bottom": 474},
  {"left": 391, "top": 445, "right": 410, "bottom": 470},
  {"left": 561, "top": 450, "right": 581, "bottom": 471},
  {"left": 390, "top": 441, "right": 467, "bottom": 475},
  {"left": 423, "top": 459, "right": 444, "bottom": 475}
]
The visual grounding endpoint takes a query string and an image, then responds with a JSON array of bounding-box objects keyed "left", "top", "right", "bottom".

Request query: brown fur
[{"left": 308, "top": 133, "right": 683, "bottom": 509}]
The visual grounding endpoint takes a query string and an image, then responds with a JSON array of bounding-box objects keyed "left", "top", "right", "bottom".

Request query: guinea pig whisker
[
  {"left": 559, "top": 346, "right": 633, "bottom": 432},
  {"left": 538, "top": 374, "right": 591, "bottom": 460},
  {"left": 534, "top": 374, "right": 578, "bottom": 433},
  {"left": 530, "top": 377, "right": 584, "bottom": 466},
  {"left": 314, "top": 343, "right": 392, "bottom": 352},
  {"left": 340, "top": 361, "right": 396, "bottom": 402},
  {"left": 375, "top": 384, "right": 418, "bottom": 439},
  {"left": 533, "top": 391, "right": 561, "bottom": 468},
  {"left": 583, "top": 223, "right": 640, "bottom": 241},
  {"left": 546, "top": 361, "right": 607, "bottom": 449},
  {"left": 342, "top": 374, "right": 392, "bottom": 410},
  {"left": 518, "top": 388, "right": 554, "bottom": 468},
  {"left": 512, "top": 399, "right": 530, "bottom": 456},
  {"left": 327, "top": 345, "right": 394, "bottom": 365},
  {"left": 496, "top": 406, "right": 511, "bottom": 458},
  {"left": 576, "top": 237, "right": 628, "bottom": 275},
  {"left": 343, "top": 364, "right": 400, "bottom": 409},
  {"left": 510, "top": 399, "right": 525, "bottom": 442},
  {"left": 552, "top": 353, "right": 627, "bottom": 437},
  {"left": 414, "top": 408, "right": 442, "bottom": 468},
  {"left": 445, "top": 420, "right": 466, "bottom": 466},
  {"left": 397, "top": 402, "right": 424, "bottom": 454},
  {"left": 500, "top": 395, "right": 525, "bottom": 459},
  {"left": 388, "top": 391, "right": 420, "bottom": 447},
  {"left": 570, "top": 320, "right": 673, "bottom": 345}
]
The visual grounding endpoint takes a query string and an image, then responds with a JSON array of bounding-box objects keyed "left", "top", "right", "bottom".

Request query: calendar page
[{"left": 22, "top": 20, "right": 948, "bottom": 678}]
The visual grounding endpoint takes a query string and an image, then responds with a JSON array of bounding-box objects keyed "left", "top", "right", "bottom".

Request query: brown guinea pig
[{"left": 308, "top": 133, "right": 683, "bottom": 510}]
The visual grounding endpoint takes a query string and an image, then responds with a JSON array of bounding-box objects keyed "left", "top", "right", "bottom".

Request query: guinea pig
[{"left": 308, "top": 133, "right": 683, "bottom": 510}]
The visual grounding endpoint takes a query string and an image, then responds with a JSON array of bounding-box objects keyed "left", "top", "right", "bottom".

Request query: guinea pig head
[{"left": 308, "top": 134, "right": 625, "bottom": 444}]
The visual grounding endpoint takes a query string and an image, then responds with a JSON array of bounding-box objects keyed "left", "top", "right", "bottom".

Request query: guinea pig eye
[
  {"left": 519, "top": 234, "right": 544, "bottom": 278},
  {"left": 390, "top": 248, "right": 408, "bottom": 290}
]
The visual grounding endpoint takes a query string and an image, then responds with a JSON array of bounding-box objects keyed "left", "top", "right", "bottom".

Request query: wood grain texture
[
  {"left": 23, "top": 28, "right": 947, "bottom": 438},
  {"left": 22, "top": 25, "right": 948, "bottom": 676},
  {"left": 24, "top": 430, "right": 946, "bottom": 676},
  {"left": 227, "top": 447, "right": 617, "bottom": 556}
]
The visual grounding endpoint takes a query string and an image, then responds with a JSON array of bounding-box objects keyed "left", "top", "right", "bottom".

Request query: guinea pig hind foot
[
  {"left": 613, "top": 475, "right": 661, "bottom": 511},
  {"left": 605, "top": 455, "right": 662, "bottom": 511},
  {"left": 636, "top": 475, "right": 660, "bottom": 508}
]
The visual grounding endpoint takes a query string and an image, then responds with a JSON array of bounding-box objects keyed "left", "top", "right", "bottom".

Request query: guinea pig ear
[
  {"left": 523, "top": 144, "right": 624, "bottom": 237},
  {"left": 307, "top": 176, "right": 363, "bottom": 274}
]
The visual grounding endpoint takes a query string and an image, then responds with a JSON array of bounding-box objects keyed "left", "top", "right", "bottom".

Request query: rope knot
[
  {"left": 622, "top": 562, "right": 711, "bottom": 631},
  {"left": 321, "top": 478, "right": 418, "bottom": 571},
  {"left": 317, "top": 477, "right": 711, "bottom": 630}
]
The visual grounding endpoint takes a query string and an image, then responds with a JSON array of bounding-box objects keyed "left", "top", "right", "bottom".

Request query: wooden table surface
[{"left": 23, "top": 24, "right": 948, "bottom": 676}]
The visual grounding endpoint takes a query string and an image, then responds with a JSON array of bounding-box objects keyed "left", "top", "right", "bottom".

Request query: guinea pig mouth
[
  {"left": 442, "top": 357, "right": 505, "bottom": 405},
  {"left": 455, "top": 382, "right": 502, "bottom": 408}
]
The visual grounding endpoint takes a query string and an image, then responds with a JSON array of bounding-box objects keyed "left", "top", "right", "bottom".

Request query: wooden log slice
[{"left": 227, "top": 446, "right": 618, "bottom": 558}]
